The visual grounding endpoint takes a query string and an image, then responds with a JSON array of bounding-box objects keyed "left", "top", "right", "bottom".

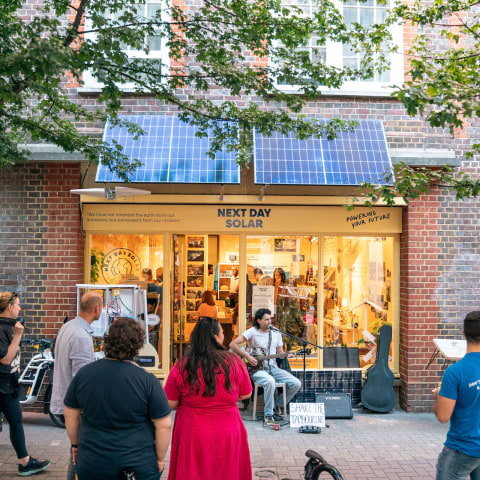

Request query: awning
[
  {"left": 253, "top": 119, "right": 393, "bottom": 185},
  {"left": 96, "top": 115, "right": 240, "bottom": 184}
]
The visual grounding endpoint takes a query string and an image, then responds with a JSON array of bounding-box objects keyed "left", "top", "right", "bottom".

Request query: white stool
[{"left": 252, "top": 382, "right": 287, "bottom": 420}]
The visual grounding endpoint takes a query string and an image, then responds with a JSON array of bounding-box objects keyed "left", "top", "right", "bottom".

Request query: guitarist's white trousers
[{"left": 251, "top": 366, "right": 301, "bottom": 416}]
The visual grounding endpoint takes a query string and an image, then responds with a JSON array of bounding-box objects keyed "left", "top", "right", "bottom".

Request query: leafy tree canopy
[{"left": 0, "top": 0, "right": 479, "bottom": 203}]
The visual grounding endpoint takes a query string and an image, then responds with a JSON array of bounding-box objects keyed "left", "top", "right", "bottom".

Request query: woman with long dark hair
[{"left": 164, "top": 316, "right": 252, "bottom": 480}]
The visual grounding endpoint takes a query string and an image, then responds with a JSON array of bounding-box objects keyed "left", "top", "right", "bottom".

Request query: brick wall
[
  {"left": 0, "top": 162, "right": 83, "bottom": 335},
  {"left": 400, "top": 186, "right": 480, "bottom": 411}
]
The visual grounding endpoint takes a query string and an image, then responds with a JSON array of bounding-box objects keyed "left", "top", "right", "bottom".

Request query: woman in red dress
[{"left": 164, "top": 316, "right": 252, "bottom": 480}]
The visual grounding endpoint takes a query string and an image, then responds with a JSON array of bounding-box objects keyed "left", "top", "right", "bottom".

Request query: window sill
[
  {"left": 77, "top": 86, "right": 149, "bottom": 94},
  {"left": 275, "top": 86, "right": 398, "bottom": 98}
]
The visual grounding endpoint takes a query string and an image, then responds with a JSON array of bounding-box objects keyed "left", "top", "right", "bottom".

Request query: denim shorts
[{"left": 436, "top": 445, "right": 480, "bottom": 480}]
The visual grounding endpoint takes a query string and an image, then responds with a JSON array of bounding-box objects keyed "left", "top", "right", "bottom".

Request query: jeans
[
  {"left": 251, "top": 365, "right": 301, "bottom": 416},
  {"left": 0, "top": 392, "right": 28, "bottom": 459},
  {"left": 436, "top": 445, "right": 480, "bottom": 480},
  {"left": 77, "top": 465, "right": 161, "bottom": 480}
]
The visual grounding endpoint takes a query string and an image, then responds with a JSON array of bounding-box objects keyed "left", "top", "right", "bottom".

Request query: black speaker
[{"left": 315, "top": 392, "right": 353, "bottom": 419}]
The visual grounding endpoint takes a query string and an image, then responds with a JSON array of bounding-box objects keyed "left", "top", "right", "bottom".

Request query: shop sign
[
  {"left": 102, "top": 248, "right": 141, "bottom": 284},
  {"left": 217, "top": 208, "right": 271, "bottom": 228},
  {"left": 83, "top": 204, "right": 402, "bottom": 233}
]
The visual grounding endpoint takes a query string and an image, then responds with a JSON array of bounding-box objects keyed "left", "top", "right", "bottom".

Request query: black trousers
[{"left": 0, "top": 392, "right": 28, "bottom": 459}]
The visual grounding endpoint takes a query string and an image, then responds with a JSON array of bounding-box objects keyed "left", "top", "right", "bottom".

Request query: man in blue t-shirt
[{"left": 434, "top": 311, "right": 480, "bottom": 479}]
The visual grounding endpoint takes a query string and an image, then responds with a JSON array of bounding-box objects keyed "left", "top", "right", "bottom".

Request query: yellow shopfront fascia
[{"left": 81, "top": 196, "right": 403, "bottom": 378}]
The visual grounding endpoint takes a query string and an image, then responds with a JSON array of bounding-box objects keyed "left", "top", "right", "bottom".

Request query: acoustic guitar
[
  {"left": 360, "top": 324, "right": 395, "bottom": 413},
  {"left": 247, "top": 352, "right": 289, "bottom": 373}
]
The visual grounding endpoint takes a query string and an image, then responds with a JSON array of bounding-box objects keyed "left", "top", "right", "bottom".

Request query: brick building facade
[{"left": 1, "top": 0, "right": 479, "bottom": 412}]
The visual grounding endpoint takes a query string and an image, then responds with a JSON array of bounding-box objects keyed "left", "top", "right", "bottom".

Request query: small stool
[{"left": 252, "top": 382, "right": 287, "bottom": 420}]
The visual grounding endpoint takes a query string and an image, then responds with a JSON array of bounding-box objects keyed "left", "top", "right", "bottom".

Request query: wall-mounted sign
[
  {"left": 102, "top": 248, "right": 141, "bottom": 284},
  {"left": 83, "top": 204, "right": 402, "bottom": 234}
]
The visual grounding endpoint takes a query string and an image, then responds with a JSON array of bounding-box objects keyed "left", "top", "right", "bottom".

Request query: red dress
[{"left": 164, "top": 355, "right": 253, "bottom": 480}]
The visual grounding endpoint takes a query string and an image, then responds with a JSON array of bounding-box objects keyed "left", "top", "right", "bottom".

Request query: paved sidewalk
[{"left": 0, "top": 408, "right": 447, "bottom": 479}]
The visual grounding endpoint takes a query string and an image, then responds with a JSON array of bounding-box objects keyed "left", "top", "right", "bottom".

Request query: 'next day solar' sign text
[{"left": 218, "top": 208, "right": 271, "bottom": 228}]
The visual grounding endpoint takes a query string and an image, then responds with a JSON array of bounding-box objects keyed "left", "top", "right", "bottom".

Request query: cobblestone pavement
[{"left": 0, "top": 408, "right": 448, "bottom": 479}]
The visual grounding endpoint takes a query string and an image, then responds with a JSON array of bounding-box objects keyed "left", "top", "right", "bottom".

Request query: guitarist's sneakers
[{"left": 263, "top": 415, "right": 275, "bottom": 426}]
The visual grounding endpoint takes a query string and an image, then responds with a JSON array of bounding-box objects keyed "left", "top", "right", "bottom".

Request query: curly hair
[{"left": 104, "top": 317, "right": 144, "bottom": 360}]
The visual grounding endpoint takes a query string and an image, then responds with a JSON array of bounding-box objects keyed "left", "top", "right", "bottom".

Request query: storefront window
[
  {"left": 171, "top": 234, "right": 239, "bottom": 364},
  {"left": 89, "top": 234, "right": 164, "bottom": 366},
  {"left": 246, "top": 235, "right": 320, "bottom": 367},
  {"left": 323, "top": 236, "right": 394, "bottom": 368}
]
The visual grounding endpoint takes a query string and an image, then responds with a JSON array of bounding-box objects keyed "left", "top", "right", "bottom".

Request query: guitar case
[{"left": 360, "top": 324, "right": 395, "bottom": 413}]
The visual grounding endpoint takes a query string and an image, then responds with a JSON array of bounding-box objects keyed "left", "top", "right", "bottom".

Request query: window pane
[
  {"left": 360, "top": 8, "right": 375, "bottom": 27},
  {"left": 343, "top": 7, "right": 357, "bottom": 27},
  {"left": 90, "top": 234, "right": 164, "bottom": 366},
  {"left": 323, "top": 237, "right": 394, "bottom": 368},
  {"left": 147, "top": 3, "right": 162, "bottom": 18},
  {"left": 147, "top": 35, "right": 162, "bottom": 51},
  {"left": 246, "top": 236, "right": 319, "bottom": 368}
]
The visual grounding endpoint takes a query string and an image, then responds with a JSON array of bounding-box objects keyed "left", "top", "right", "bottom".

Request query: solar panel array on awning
[
  {"left": 96, "top": 116, "right": 392, "bottom": 186},
  {"left": 96, "top": 115, "right": 240, "bottom": 184},
  {"left": 253, "top": 119, "right": 393, "bottom": 185}
]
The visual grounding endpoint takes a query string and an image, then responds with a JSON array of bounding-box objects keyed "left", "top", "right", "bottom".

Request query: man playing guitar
[{"left": 229, "top": 308, "right": 301, "bottom": 426}]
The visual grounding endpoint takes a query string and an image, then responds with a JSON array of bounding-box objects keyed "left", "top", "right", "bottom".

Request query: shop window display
[
  {"left": 89, "top": 234, "right": 164, "bottom": 366},
  {"left": 246, "top": 235, "right": 320, "bottom": 367},
  {"left": 323, "top": 236, "right": 394, "bottom": 368}
]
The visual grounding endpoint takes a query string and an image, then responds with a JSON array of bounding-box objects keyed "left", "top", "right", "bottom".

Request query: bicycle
[
  {"left": 303, "top": 450, "right": 345, "bottom": 480},
  {"left": 18, "top": 338, "right": 65, "bottom": 428}
]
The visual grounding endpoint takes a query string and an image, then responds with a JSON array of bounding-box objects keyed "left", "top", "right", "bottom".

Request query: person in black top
[
  {"left": 0, "top": 291, "right": 50, "bottom": 476},
  {"left": 64, "top": 317, "right": 172, "bottom": 480}
]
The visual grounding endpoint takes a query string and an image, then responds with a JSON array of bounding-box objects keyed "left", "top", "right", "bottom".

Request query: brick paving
[{"left": 0, "top": 408, "right": 447, "bottom": 479}]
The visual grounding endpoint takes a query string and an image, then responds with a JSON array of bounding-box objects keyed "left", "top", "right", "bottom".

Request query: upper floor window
[
  {"left": 273, "top": 0, "right": 403, "bottom": 95},
  {"left": 82, "top": 1, "right": 169, "bottom": 90}
]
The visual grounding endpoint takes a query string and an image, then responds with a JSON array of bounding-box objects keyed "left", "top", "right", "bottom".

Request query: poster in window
[
  {"left": 274, "top": 238, "right": 297, "bottom": 252},
  {"left": 252, "top": 285, "right": 275, "bottom": 314}
]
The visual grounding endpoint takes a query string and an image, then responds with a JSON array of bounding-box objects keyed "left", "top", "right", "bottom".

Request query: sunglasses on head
[{"left": 8, "top": 292, "right": 18, "bottom": 304}]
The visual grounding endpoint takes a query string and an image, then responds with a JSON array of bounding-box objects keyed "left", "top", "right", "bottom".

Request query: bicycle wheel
[
  {"left": 311, "top": 464, "right": 345, "bottom": 480},
  {"left": 49, "top": 412, "right": 66, "bottom": 428}
]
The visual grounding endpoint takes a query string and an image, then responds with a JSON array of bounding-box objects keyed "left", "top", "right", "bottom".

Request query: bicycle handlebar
[{"left": 21, "top": 338, "right": 54, "bottom": 349}]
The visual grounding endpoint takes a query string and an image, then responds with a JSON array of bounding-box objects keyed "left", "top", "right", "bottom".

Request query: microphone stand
[{"left": 269, "top": 325, "right": 322, "bottom": 402}]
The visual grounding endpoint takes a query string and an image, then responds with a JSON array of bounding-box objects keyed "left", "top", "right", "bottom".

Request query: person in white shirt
[{"left": 229, "top": 308, "right": 301, "bottom": 426}]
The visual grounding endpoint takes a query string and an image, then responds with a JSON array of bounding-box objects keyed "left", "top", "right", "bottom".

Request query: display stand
[
  {"left": 270, "top": 325, "right": 323, "bottom": 434},
  {"left": 426, "top": 338, "right": 467, "bottom": 371},
  {"left": 269, "top": 326, "right": 322, "bottom": 401},
  {"left": 76, "top": 284, "right": 148, "bottom": 343}
]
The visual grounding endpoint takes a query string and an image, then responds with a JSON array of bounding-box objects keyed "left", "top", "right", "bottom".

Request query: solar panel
[
  {"left": 253, "top": 120, "right": 392, "bottom": 185},
  {"left": 96, "top": 116, "right": 240, "bottom": 183}
]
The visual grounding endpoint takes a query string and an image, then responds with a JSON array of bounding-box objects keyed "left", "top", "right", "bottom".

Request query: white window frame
[
  {"left": 272, "top": 0, "right": 404, "bottom": 97},
  {"left": 80, "top": 1, "right": 170, "bottom": 92}
]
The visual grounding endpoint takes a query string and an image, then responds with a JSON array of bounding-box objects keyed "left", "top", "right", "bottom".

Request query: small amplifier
[{"left": 315, "top": 393, "right": 353, "bottom": 419}]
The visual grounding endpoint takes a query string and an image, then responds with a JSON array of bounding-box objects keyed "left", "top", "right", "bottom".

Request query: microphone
[{"left": 268, "top": 325, "right": 280, "bottom": 331}]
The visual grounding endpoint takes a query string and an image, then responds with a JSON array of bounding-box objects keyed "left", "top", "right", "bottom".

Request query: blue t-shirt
[{"left": 439, "top": 352, "right": 480, "bottom": 457}]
